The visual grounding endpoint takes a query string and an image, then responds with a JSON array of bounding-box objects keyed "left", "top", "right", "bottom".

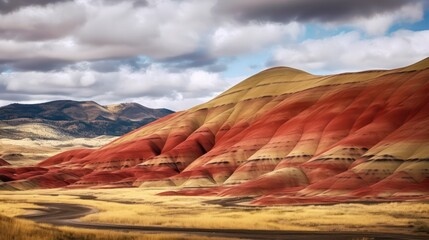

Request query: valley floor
[
  {"left": 0, "top": 188, "right": 428, "bottom": 239},
  {"left": 0, "top": 135, "right": 116, "bottom": 166}
]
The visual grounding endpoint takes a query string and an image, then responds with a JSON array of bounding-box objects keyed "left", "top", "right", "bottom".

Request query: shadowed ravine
[{"left": 18, "top": 202, "right": 428, "bottom": 240}]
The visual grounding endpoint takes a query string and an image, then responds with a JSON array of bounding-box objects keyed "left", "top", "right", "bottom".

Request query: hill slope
[
  {"left": 0, "top": 100, "right": 174, "bottom": 138},
  {"left": 0, "top": 158, "right": 10, "bottom": 166},
  {"left": 1, "top": 59, "right": 429, "bottom": 204}
]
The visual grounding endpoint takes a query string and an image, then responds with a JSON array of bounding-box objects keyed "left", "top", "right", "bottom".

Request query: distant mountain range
[{"left": 0, "top": 100, "right": 174, "bottom": 138}]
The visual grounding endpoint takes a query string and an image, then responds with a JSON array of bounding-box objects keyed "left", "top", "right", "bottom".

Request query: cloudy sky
[{"left": 0, "top": 0, "right": 428, "bottom": 110}]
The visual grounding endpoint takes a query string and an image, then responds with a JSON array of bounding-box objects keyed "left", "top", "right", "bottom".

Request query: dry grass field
[
  {"left": 0, "top": 188, "right": 428, "bottom": 237},
  {"left": 0, "top": 136, "right": 116, "bottom": 166},
  {"left": 0, "top": 213, "right": 223, "bottom": 240}
]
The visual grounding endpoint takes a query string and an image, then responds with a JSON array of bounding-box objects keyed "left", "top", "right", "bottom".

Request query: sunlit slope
[{"left": 1, "top": 58, "right": 429, "bottom": 204}]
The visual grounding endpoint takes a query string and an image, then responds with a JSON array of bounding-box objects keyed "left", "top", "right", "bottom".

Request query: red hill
[{"left": 1, "top": 58, "right": 429, "bottom": 205}]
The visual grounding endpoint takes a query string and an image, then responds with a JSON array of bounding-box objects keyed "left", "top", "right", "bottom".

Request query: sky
[{"left": 0, "top": 0, "right": 428, "bottom": 111}]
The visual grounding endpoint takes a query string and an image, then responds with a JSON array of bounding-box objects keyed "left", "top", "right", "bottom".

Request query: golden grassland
[
  {"left": 0, "top": 188, "right": 428, "bottom": 236},
  {"left": 0, "top": 214, "right": 224, "bottom": 240},
  {"left": 0, "top": 135, "right": 115, "bottom": 166}
]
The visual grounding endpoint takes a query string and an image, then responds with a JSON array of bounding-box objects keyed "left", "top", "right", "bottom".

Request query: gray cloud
[
  {"left": 86, "top": 58, "right": 149, "bottom": 73},
  {"left": 214, "top": 0, "right": 421, "bottom": 23},
  {"left": 102, "top": 0, "right": 148, "bottom": 8},
  {"left": 65, "top": 57, "right": 150, "bottom": 73},
  {"left": 0, "top": 0, "right": 420, "bottom": 74},
  {"left": 0, "top": 56, "right": 151, "bottom": 73},
  {"left": 0, "top": 1, "right": 85, "bottom": 41},
  {"left": 1, "top": 59, "right": 72, "bottom": 72},
  {"left": 267, "top": 30, "right": 429, "bottom": 74},
  {"left": 0, "top": 0, "right": 71, "bottom": 14},
  {"left": 206, "top": 63, "right": 227, "bottom": 73},
  {"left": 160, "top": 50, "right": 223, "bottom": 72},
  {"left": 0, "top": 0, "right": 216, "bottom": 68}
]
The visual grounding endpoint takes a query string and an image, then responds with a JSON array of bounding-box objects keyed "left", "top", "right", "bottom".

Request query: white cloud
[
  {"left": 343, "top": 2, "right": 424, "bottom": 35},
  {"left": 0, "top": 1, "right": 84, "bottom": 41},
  {"left": 0, "top": 0, "right": 216, "bottom": 64},
  {"left": 0, "top": 0, "right": 423, "bottom": 67},
  {"left": 269, "top": 30, "right": 429, "bottom": 74},
  {"left": 0, "top": 0, "right": 307, "bottom": 65},
  {"left": 0, "top": 0, "right": 427, "bottom": 110},
  {"left": 77, "top": 0, "right": 215, "bottom": 59},
  {"left": 132, "top": 95, "right": 215, "bottom": 111},
  {"left": 210, "top": 22, "right": 303, "bottom": 56},
  {"left": 0, "top": 65, "right": 231, "bottom": 110}
]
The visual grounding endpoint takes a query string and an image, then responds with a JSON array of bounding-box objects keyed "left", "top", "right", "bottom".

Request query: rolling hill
[
  {"left": 0, "top": 100, "right": 174, "bottom": 138},
  {"left": 1, "top": 58, "right": 428, "bottom": 205}
]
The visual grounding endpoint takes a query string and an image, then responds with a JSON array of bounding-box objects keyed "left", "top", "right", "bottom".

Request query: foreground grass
[
  {"left": 0, "top": 214, "right": 225, "bottom": 240},
  {"left": 0, "top": 188, "right": 428, "bottom": 236}
]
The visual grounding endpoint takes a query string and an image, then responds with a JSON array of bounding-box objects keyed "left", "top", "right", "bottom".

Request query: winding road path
[{"left": 19, "top": 202, "right": 428, "bottom": 240}]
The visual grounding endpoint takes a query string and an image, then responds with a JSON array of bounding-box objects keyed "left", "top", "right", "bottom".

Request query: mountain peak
[
  {"left": 260, "top": 66, "right": 313, "bottom": 75},
  {"left": 193, "top": 65, "right": 316, "bottom": 111},
  {"left": 106, "top": 102, "right": 144, "bottom": 112}
]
